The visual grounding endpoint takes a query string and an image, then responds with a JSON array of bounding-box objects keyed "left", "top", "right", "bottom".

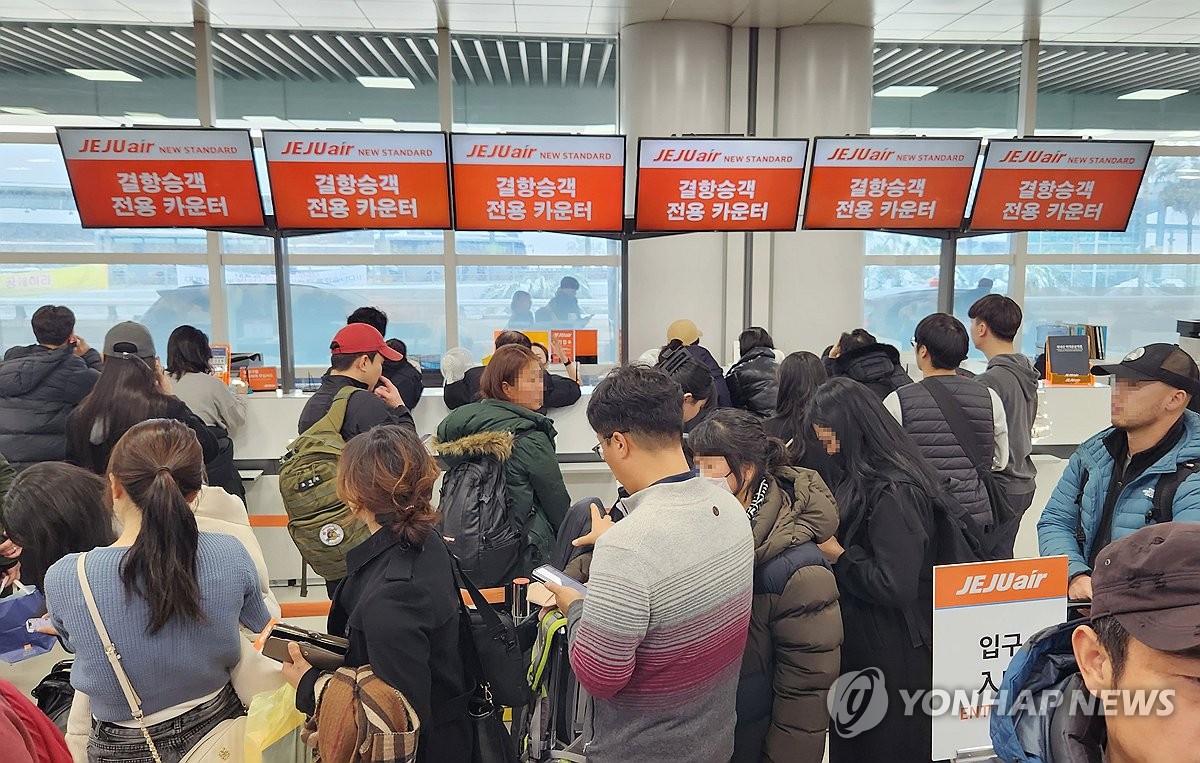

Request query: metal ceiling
[
  {"left": 874, "top": 41, "right": 1200, "bottom": 94},
  {"left": 1, "top": 21, "right": 1199, "bottom": 95},
  {"left": 0, "top": 21, "right": 618, "bottom": 88}
]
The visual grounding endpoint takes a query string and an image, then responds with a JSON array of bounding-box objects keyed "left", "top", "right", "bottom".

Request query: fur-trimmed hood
[{"left": 432, "top": 429, "right": 516, "bottom": 461}]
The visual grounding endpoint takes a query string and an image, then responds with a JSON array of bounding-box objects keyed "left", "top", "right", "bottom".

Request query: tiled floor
[{"left": 2, "top": 585, "right": 330, "bottom": 699}]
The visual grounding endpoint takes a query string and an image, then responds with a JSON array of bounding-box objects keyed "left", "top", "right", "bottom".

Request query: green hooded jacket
[{"left": 435, "top": 399, "right": 571, "bottom": 574}]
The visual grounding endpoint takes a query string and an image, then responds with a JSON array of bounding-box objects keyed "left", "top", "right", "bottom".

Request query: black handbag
[
  {"left": 468, "top": 690, "right": 518, "bottom": 763},
  {"left": 453, "top": 555, "right": 533, "bottom": 708},
  {"left": 453, "top": 559, "right": 520, "bottom": 763},
  {"left": 31, "top": 658, "right": 74, "bottom": 733}
]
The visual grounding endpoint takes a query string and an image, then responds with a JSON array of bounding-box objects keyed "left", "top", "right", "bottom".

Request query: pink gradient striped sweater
[{"left": 565, "top": 476, "right": 754, "bottom": 763}]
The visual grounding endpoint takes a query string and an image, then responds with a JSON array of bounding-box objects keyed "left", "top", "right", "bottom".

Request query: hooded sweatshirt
[{"left": 977, "top": 353, "right": 1039, "bottom": 498}]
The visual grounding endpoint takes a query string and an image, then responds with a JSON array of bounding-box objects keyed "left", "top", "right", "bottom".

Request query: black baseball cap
[
  {"left": 1092, "top": 343, "right": 1200, "bottom": 396},
  {"left": 1091, "top": 523, "right": 1200, "bottom": 652}
]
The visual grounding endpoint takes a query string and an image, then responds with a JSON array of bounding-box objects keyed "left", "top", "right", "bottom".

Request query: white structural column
[
  {"left": 772, "top": 24, "right": 873, "bottom": 353},
  {"left": 620, "top": 21, "right": 732, "bottom": 363}
]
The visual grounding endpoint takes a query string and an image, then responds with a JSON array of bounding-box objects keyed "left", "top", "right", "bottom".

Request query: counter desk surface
[
  {"left": 231, "top": 385, "right": 600, "bottom": 462},
  {"left": 230, "top": 380, "right": 1113, "bottom": 463}
]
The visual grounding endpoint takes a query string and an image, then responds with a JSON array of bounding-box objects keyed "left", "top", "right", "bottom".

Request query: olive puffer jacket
[
  {"left": 734, "top": 467, "right": 843, "bottom": 763},
  {"left": 435, "top": 399, "right": 571, "bottom": 576},
  {"left": 726, "top": 347, "right": 779, "bottom": 417}
]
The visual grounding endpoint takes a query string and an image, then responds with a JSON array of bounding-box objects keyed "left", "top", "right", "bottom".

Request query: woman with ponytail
[
  {"left": 43, "top": 418, "right": 271, "bottom": 762},
  {"left": 689, "top": 409, "right": 842, "bottom": 763},
  {"left": 282, "top": 424, "right": 474, "bottom": 763}
]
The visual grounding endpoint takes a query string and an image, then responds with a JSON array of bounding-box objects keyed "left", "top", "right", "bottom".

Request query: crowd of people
[{"left": 1, "top": 290, "right": 1199, "bottom": 763}]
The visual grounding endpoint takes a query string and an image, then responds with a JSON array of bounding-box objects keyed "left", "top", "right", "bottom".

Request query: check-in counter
[
  {"left": 232, "top": 386, "right": 618, "bottom": 585},
  {"left": 232, "top": 381, "right": 1114, "bottom": 585}
]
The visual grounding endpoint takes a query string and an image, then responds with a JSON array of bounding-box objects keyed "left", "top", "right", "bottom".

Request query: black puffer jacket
[
  {"left": 0, "top": 345, "right": 101, "bottom": 469},
  {"left": 726, "top": 347, "right": 779, "bottom": 417},
  {"left": 823, "top": 343, "right": 912, "bottom": 400}
]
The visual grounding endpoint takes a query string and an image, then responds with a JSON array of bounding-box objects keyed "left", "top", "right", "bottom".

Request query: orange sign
[
  {"left": 451, "top": 134, "right": 625, "bottom": 232},
  {"left": 968, "top": 139, "right": 1152, "bottom": 231},
  {"left": 635, "top": 138, "right": 807, "bottom": 231},
  {"left": 933, "top": 556, "right": 1068, "bottom": 609},
  {"left": 57, "top": 128, "right": 264, "bottom": 228},
  {"left": 491, "top": 329, "right": 599, "bottom": 364},
  {"left": 803, "top": 137, "right": 980, "bottom": 229},
  {"left": 240, "top": 367, "right": 278, "bottom": 392},
  {"left": 262, "top": 131, "right": 451, "bottom": 229}
]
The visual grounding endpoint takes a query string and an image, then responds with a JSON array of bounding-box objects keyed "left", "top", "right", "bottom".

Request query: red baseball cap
[{"left": 330, "top": 324, "right": 402, "bottom": 361}]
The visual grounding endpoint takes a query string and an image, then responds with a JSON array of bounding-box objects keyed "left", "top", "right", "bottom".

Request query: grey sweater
[
  {"left": 565, "top": 476, "right": 754, "bottom": 763},
  {"left": 45, "top": 532, "right": 271, "bottom": 722},
  {"left": 171, "top": 371, "right": 246, "bottom": 433},
  {"left": 977, "top": 353, "right": 1040, "bottom": 497}
]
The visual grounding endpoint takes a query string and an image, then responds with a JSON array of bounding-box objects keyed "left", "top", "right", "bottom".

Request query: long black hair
[
  {"left": 166, "top": 324, "right": 213, "bottom": 379},
  {"left": 69, "top": 354, "right": 174, "bottom": 474},
  {"left": 689, "top": 409, "right": 789, "bottom": 500},
  {"left": 767, "top": 351, "right": 827, "bottom": 461},
  {"left": 656, "top": 340, "right": 714, "bottom": 402},
  {"left": 3, "top": 463, "right": 115, "bottom": 590},
  {"left": 804, "top": 378, "right": 942, "bottom": 534},
  {"left": 109, "top": 418, "right": 205, "bottom": 634}
]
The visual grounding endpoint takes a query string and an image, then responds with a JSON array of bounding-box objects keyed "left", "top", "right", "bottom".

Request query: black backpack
[{"left": 438, "top": 430, "right": 531, "bottom": 587}]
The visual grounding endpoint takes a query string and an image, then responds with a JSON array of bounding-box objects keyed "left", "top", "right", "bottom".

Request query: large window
[
  {"left": 1, "top": 263, "right": 209, "bottom": 354},
  {"left": 456, "top": 264, "right": 620, "bottom": 364},
  {"left": 871, "top": 39, "right": 1200, "bottom": 359},
  {"left": 0, "top": 20, "right": 622, "bottom": 380}
]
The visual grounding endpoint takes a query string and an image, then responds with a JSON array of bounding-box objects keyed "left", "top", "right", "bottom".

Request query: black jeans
[{"left": 87, "top": 684, "right": 243, "bottom": 763}]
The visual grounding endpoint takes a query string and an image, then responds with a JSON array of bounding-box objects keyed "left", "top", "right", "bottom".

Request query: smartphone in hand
[{"left": 531, "top": 565, "right": 587, "bottom": 596}]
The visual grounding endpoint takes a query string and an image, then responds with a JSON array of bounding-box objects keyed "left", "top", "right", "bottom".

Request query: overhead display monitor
[
  {"left": 57, "top": 127, "right": 264, "bottom": 228},
  {"left": 967, "top": 139, "right": 1152, "bottom": 232},
  {"left": 635, "top": 137, "right": 808, "bottom": 231},
  {"left": 263, "top": 131, "right": 451, "bottom": 230},
  {"left": 802, "top": 136, "right": 981, "bottom": 230},
  {"left": 450, "top": 134, "right": 626, "bottom": 232}
]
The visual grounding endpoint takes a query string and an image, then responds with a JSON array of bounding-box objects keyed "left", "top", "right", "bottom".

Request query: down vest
[
  {"left": 0, "top": 345, "right": 100, "bottom": 469},
  {"left": 1038, "top": 409, "right": 1200, "bottom": 581},
  {"left": 435, "top": 399, "right": 571, "bottom": 576},
  {"left": 734, "top": 467, "right": 843, "bottom": 763},
  {"left": 726, "top": 347, "right": 780, "bottom": 417},
  {"left": 894, "top": 377, "right": 996, "bottom": 531}
]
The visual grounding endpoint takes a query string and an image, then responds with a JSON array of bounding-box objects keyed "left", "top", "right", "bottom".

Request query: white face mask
[{"left": 704, "top": 476, "right": 734, "bottom": 494}]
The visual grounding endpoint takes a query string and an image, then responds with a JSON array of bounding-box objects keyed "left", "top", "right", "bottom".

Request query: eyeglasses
[
  {"left": 591, "top": 430, "right": 629, "bottom": 458},
  {"left": 910, "top": 338, "right": 918, "bottom": 348},
  {"left": 699, "top": 467, "right": 733, "bottom": 479}
]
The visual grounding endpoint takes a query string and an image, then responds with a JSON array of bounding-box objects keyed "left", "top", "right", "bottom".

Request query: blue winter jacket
[
  {"left": 990, "top": 620, "right": 1106, "bottom": 763},
  {"left": 1037, "top": 410, "right": 1200, "bottom": 581}
]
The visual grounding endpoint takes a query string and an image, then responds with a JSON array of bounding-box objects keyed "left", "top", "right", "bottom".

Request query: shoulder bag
[
  {"left": 74, "top": 553, "right": 246, "bottom": 763},
  {"left": 924, "top": 377, "right": 1021, "bottom": 537}
]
